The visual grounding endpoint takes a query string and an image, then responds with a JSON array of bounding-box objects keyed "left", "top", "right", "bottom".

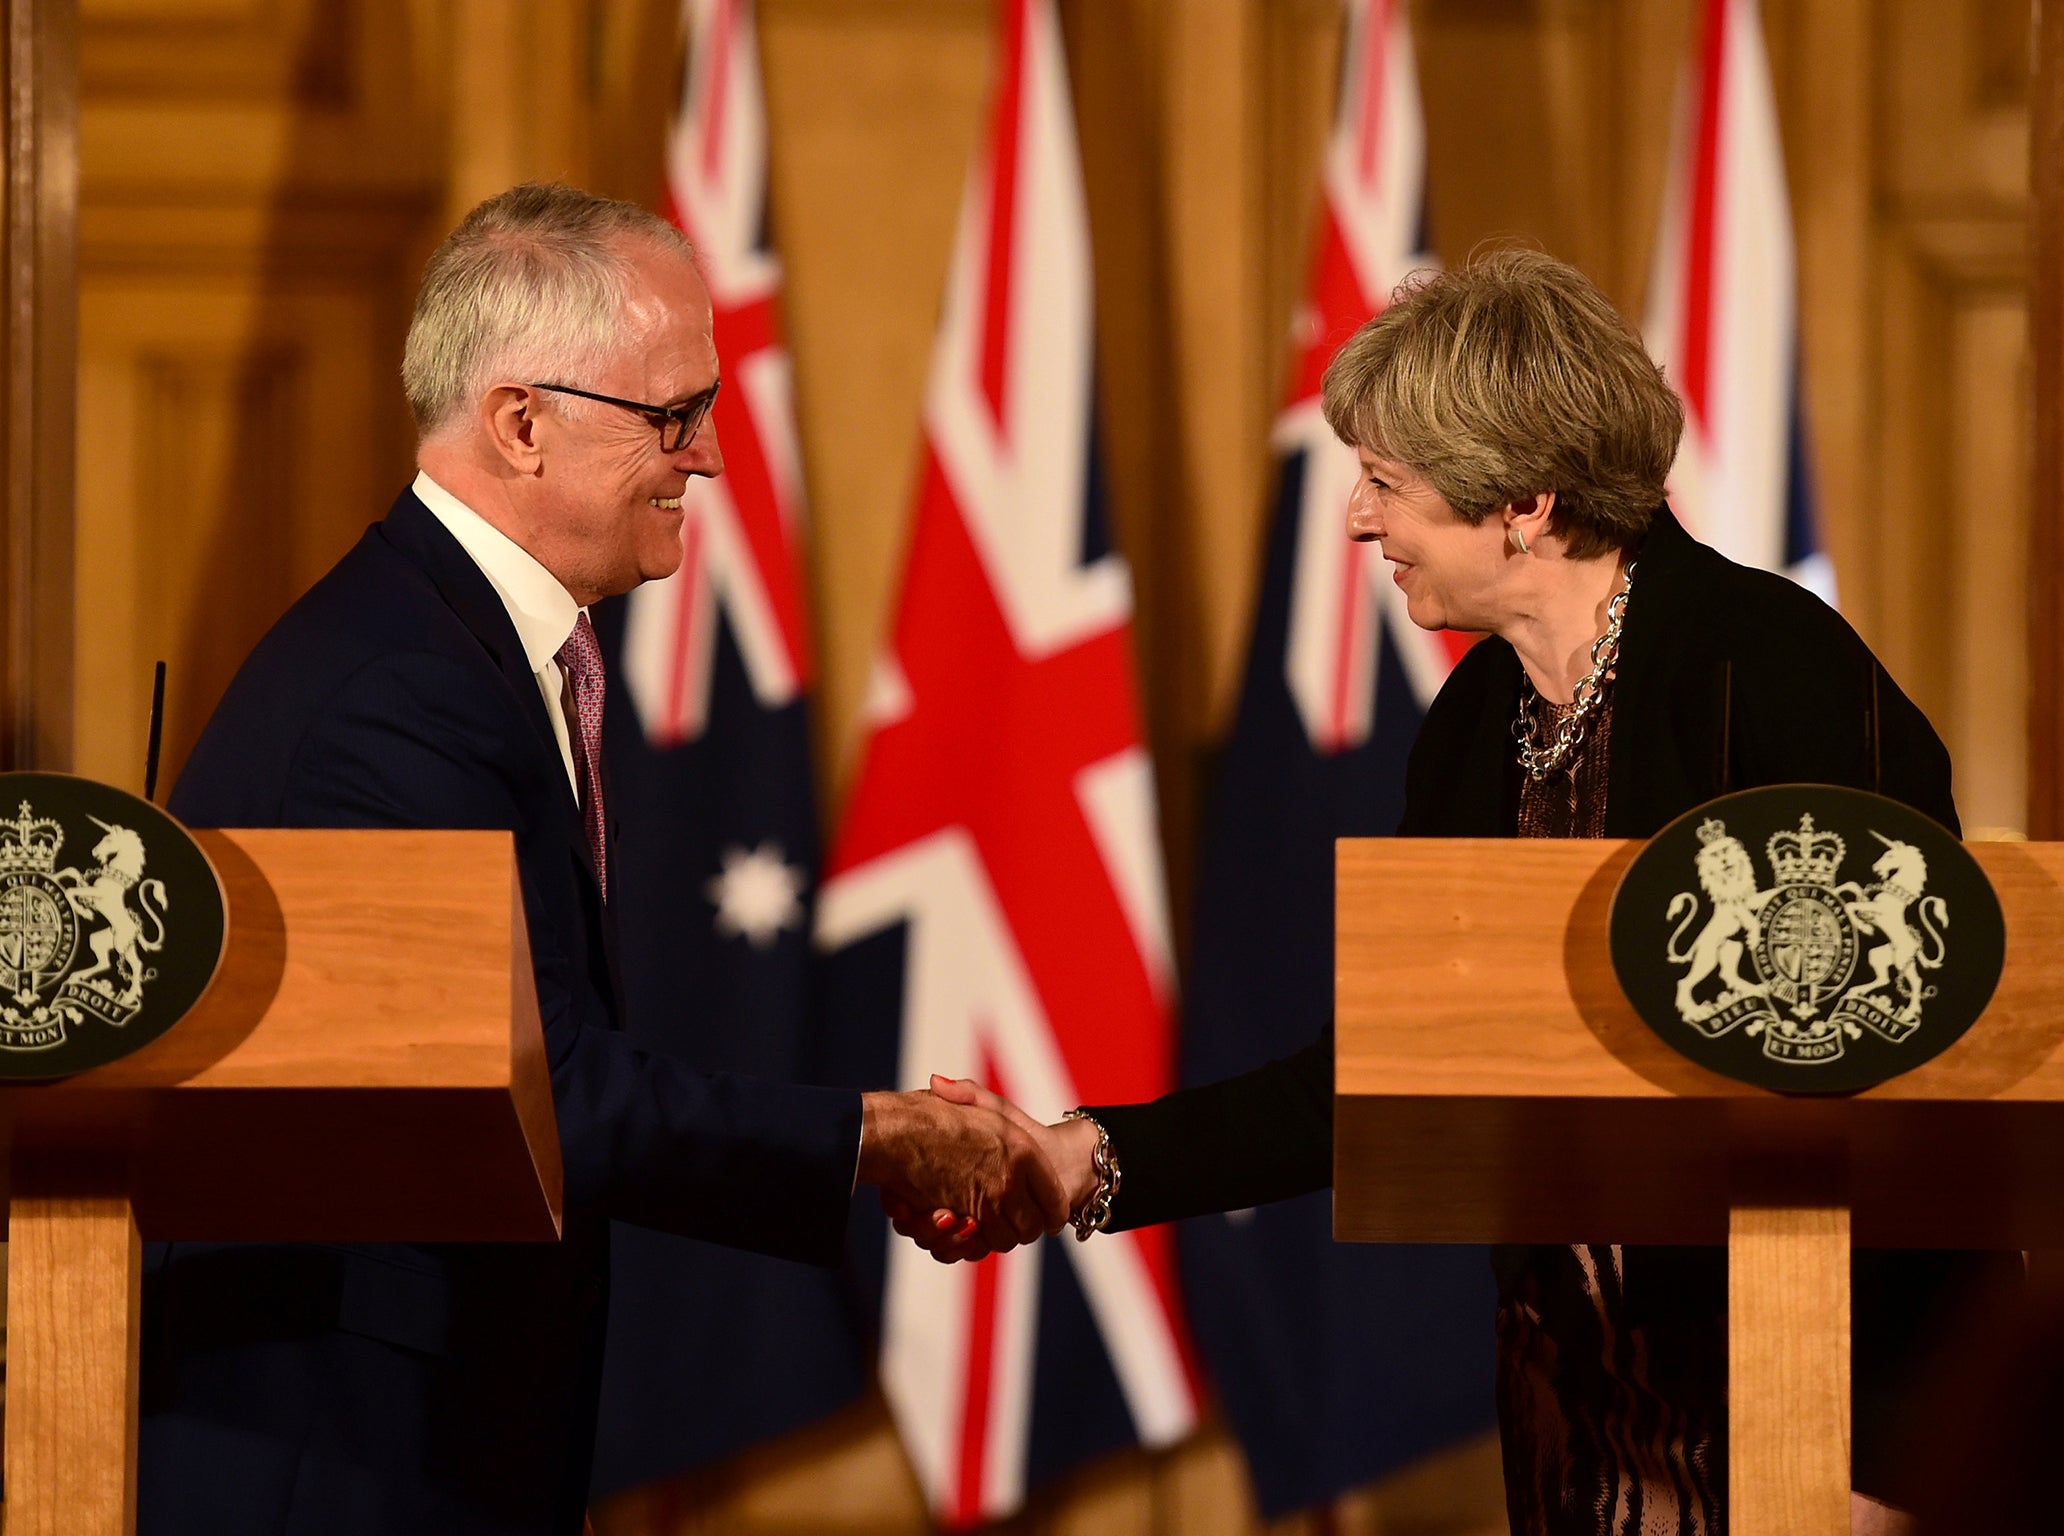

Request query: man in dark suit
[{"left": 140, "top": 183, "right": 1064, "bottom": 1536}]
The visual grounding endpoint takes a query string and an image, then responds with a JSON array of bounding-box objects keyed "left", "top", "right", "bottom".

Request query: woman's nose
[{"left": 1345, "top": 486, "right": 1382, "bottom": 543}]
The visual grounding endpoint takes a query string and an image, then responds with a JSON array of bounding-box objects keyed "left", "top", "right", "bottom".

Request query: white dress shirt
[{"left": 412, "top": 470, "right": 584, "bottom": 799}]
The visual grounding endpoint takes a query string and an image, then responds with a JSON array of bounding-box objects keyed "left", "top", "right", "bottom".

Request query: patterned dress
[{"left": 1500, "top": 686, "right": 1726, "bottom": 1536}]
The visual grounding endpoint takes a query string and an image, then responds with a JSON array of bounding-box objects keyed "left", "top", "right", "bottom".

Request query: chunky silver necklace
[{"left": 1513, "top": 560, "right": 1635, "bottom": 782}]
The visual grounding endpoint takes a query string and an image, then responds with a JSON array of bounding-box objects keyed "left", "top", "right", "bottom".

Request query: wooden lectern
[
  {"left": 0, "top": 828, "right": 562, "bottom": 1535},
  {"left": 1336, "top": 837, "right": 2064, "bottom": 1535}
]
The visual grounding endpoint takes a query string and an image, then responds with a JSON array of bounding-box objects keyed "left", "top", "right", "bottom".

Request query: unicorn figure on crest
[
  {"left": 57, "top": 818, "right": 169, "bottom": 1007},
  {"left": 1839, "top": 833, "right": 1948, "bottom": 1024}
]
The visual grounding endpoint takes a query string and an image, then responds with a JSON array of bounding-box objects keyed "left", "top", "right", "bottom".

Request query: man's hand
[
  {"left": 879, "top": 1077, "right": 1103, "bottom": 1263},
  {"left": 859, "top": 1078, "right": 1072, "bottom": 1256}
]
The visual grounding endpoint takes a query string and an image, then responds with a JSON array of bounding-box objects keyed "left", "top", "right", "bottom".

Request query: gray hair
[
  {"left": 402, "top": 182, "right": 693, "bottom": 436},
  {"left": 1320, "top": 247, "right": 1682, "bottom": 559}
]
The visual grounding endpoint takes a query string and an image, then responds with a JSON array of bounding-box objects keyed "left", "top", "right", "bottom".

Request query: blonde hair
[
  {"left": 401, "top": 182, "right": 693, "bottom": 436},
  {"left": 1320, "top": 247, "right": 1682, "bottom": 559}
]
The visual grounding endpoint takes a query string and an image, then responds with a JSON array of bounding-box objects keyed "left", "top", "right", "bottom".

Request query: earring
[{"left": 1509, "top": 526, "right": 1530, "bottom": 555}]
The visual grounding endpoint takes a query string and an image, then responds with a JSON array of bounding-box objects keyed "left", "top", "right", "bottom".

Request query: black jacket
[{"left": 1086, "top": 506, "right": 2002, "bottom": 1500}]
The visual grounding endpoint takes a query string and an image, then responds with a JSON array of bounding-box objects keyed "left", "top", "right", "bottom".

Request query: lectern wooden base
[
  {"left": 1730, "top": 1204, "right": 1848, "bottom": 1536},
  {"left": 0, "top": 829, "right": 561, "bottom": 1536},
  {"left": 1337, "top": 837, "right": 2064, "bottom": 1536},
  {"left": 5, "top": 1165, "right": 141, "bottom": 1536}
]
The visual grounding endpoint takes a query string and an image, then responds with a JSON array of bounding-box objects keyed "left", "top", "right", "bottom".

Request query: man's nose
[{"left": 677, "top": 417, "right": 723, "bottom": 478}]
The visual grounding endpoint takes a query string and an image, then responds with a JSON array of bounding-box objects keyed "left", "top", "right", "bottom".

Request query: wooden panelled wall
[
  {"left": 65, "top": 0, "right": 2032, "bottom": 1532},
  {"left": 2, "top": 0, "right": 78, "bottom": 772}
]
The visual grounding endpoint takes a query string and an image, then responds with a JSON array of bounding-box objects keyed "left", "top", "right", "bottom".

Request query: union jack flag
[
  {"left": 1278, "top": 0, "right": 1468, "bottom": 748},
  {"left": 1176, "top": 0, "right": 1492, "bottom": 1513},
  {"left": 620, "top": 0, "right": 813, "bottom": 739},
  {"left": 815, "top": 0, "right": 1197, "bottom": 1522},
  {"left": 1644, "top": 0, "right": 1831, "bottom": 597},
  {"left": 591, "top": 0, "right": 862, "bottom": 1498}
]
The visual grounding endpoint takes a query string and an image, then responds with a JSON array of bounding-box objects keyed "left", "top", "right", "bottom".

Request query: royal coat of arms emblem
[
  {"left": 1667, "top": 813, "right": 1947, "bottom": 1062},
  {"left": 0, "top": 774, "right": 225, "bottom": 1077},
  {"left": 1, "top": 799, "right": 171, "bottom": 1048},
  {"left": 1611, "top": 786, "right": 2002, "bottom": 1094}
]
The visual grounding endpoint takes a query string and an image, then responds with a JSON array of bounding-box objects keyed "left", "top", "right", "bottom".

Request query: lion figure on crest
[
  {"left": 57, "top": 819, "right": 169, "bottom": 1006},
  {"left": 1666, "top": 820, "right": 1775, "bottom": 1023},
  {"left": 1839, "top": 834, "right": 1947, "bottom": 1023}
]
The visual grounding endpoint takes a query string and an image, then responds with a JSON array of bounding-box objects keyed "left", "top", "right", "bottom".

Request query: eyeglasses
[{"left": 527, "top": 380, "right": 720, "bottom": 452}]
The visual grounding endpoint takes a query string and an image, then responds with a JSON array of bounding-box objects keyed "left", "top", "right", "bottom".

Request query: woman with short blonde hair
[{"left": 1320, "top": 246, "right": 1680, "bottom": 560}]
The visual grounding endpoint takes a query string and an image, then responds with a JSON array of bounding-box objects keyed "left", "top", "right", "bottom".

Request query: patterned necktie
[{"left": 556, "top": 612, "right": 608, "bottom": 900}]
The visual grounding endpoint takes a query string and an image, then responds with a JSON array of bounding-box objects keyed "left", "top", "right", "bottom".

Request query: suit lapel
[
  {"left": 379, "top": 492, "right": 564, "bottom": 762},
  {"left": 376, "top": 491, "right": 608, "bottom": 907}
]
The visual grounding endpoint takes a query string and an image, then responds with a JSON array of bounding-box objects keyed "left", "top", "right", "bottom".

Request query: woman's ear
[{"left": 1503, "top": 491, "right": 1557, "bottom": 552}]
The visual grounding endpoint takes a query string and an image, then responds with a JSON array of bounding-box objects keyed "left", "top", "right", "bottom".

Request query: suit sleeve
[
  {"left": 1082, "top": 1024, "right": 1333, "bottom": 1231},
  {"left": 283, "top": 650, "right": 862, "bottom": 1266}
]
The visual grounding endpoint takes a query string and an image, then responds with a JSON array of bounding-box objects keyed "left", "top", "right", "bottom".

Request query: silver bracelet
[{"left": 1061, "top": 1109, "right": 1120, "bottom": 1241}]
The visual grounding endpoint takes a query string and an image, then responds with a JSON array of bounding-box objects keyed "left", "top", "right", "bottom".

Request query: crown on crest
[
  {"left": 0, "top": 801, "right": 62, "bottom": 875},
  {"left": 1767, "top": 813, "right": 1844, "bottom": 887},
  {"left": 1696, "top": 818, "right": 1729, "bottom": 846}
]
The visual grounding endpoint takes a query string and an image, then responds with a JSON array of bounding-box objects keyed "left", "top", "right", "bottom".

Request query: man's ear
[{"left": 482, "top": 385, "right": 545, "bottom": 475}]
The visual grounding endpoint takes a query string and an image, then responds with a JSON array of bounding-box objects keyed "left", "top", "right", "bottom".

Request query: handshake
[{"left": 858, "top": 1075, "right": 1106, "bottom": 1262}]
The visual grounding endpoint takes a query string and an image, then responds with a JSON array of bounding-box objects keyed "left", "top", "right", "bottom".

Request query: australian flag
[
  {"left": 1175, "top": 0, "right": 1496, "bottom": 1516},
  {"left": 588, "top": 0, "right": 865, "bottom": 1496}
]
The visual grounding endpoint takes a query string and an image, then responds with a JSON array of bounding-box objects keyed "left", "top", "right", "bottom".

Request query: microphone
[{"left": 144, "top": 660, "right": 166, "bottom": 802}]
